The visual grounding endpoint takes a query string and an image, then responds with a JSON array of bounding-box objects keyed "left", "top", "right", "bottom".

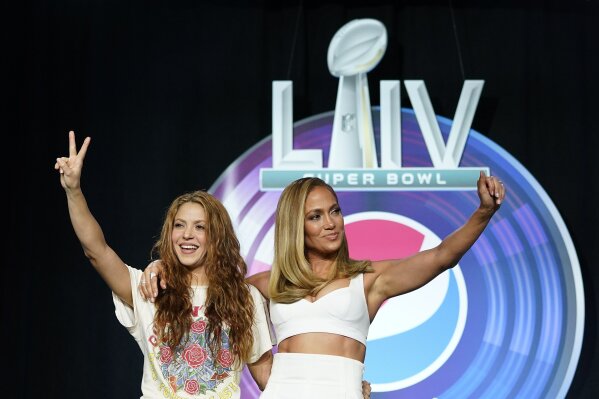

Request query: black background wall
[{"left": 6, "top": 0, "right": 598, "bottom": 397}]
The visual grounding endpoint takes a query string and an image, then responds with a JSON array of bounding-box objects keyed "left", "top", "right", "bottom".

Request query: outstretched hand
[
  {"left": 55, "top": 130, "right": 91, "bottom": 191},
  {"left": 477, "top": 171, "right": 505, "bottom": 213}
]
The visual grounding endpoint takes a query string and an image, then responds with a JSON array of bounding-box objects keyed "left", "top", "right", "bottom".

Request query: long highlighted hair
[
  {"left": 269, "top": 177, "right": 371, "bottom": 303},
  {"left": 152, "top": 191, "right": 254, "bottom": 366}
]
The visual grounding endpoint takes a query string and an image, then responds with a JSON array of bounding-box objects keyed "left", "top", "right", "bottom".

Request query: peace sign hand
[{"left": 54, "top": 130, "right": 91, "bottom": 191}]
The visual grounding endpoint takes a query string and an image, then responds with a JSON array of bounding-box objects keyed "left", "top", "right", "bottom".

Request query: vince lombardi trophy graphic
[{"left": 327, "top": 19, "right": 387, "bottom": 168}]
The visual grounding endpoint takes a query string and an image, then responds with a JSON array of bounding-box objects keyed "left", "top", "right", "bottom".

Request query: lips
[
  {"left": 323, "top": 232, "right": 339, "bottom": 240},
  {"left": 179, "top": 244, "right": 199, "bottom": 254}
]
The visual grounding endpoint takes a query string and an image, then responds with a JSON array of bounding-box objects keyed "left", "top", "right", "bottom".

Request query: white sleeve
[
  {"left": 112, "top": 265, "right": 144, "bottom": 339},
  {"left": 248, "top": 285, "right": 275, "bottom": 364}
]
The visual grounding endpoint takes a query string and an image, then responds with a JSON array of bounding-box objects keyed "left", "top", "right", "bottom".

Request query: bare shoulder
[{"left": 245, "top": 271, "right": 271, "bottom": 299}]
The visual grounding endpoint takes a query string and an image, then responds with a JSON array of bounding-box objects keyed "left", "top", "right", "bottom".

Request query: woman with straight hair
[{"left": 257, "top": 175, "right": 503, "bottom": 398}]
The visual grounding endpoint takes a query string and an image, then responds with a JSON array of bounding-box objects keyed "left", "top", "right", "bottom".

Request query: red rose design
[
  {"left": 216, "top": 349, "right": 234, "bottom": 368},
  {"left": 191, "top": 320, "right": 206, "bottom": 333},
  {"left": 183, "top": 343, "right": 207, "bottom": 368},
  {"left": 184, "top": 379, "right": 199, "bottom": 395},
  {"left": 160, "top": 346, "right": 173, "bottom": 364},
  {"left": 148, "top": 335, "right": 158, "bottom": 346}
]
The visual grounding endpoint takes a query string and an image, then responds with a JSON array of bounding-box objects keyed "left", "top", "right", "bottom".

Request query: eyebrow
[
  {"left": 174, "top": 218, "right": 207, "bottom": 223},
  {"left": 305, "top": 203, "right": 339, "bottom": 214}
]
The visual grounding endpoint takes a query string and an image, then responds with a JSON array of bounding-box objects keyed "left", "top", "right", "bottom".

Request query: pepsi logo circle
[{"left": 209, "top": 108, "right": 583, "bottom": 399}]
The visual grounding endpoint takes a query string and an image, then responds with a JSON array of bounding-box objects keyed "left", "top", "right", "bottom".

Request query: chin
[
  {"left": 179, "top": 260, "right": 196, "bottom": 267},
  {"left": 176, "top": 254, "right": 202, "bottom": 266},
  {"left": 322, "top": 245, "right": 342, "bottom": 256}
]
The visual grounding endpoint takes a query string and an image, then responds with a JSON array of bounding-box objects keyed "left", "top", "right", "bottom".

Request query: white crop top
[{"left": 269, "top": 273, "right": 370, "bottom": 346}]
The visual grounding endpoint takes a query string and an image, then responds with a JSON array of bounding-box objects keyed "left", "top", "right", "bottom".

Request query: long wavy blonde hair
[
  {"left": 269, "top": 177, "right": 371, "bottom": 303},
  {"left": 152, "top": 191, "right": 254, "bottom": 366}
]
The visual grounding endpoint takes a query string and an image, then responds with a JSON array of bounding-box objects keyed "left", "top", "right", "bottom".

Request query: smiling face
[
  {"left": 171, "top": 202, "right": 208, "bottom": 271},
  {"left": 303, "top": 185, "right": 345, "bottom": 262}
]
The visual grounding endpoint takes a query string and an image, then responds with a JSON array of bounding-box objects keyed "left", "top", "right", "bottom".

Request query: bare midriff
[{"left": 277, "top": 332, "right": 366, "bottom": 362}]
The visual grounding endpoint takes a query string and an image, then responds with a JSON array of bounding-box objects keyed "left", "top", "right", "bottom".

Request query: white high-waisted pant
[{"left": 260, "top": 352, "right": 364, "bottom": 399}]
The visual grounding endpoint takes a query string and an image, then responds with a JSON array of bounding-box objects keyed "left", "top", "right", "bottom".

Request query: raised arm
[
  {"left": 55, "top": 131, "right": 132, "bottom": 306},
  {"left": 367, "top": 172, "right": 505, "bottom": 316}
]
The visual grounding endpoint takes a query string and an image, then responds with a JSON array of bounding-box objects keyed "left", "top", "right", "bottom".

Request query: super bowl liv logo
[
  {"left": 209, "top": 19, "right": 584, "bottom": 399},
  {"left": 262, "top": 19, "right": 486, "bottom": 191}
]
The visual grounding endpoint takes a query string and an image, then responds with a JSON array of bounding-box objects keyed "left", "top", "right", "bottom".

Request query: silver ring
[
  {"left": 150, "top": 272, "right": 157, "bottom": 279},
  {"left": 140, "top": 279, "right": 146, "bottom": 284}
]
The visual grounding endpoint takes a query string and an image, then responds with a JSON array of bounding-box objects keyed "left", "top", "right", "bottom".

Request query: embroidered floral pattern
[
  {"left": 183, "top": 344, "right": 207, "bottom": 368},
  {"left": 154, "top": 316, "right": 235, "bottom": 395},
  {"left": 184, "top": 379, "right": 200, "bottom": 395},
  {"left": 216, "top": 349, "right": 234, "bottom": 368},
  {"left": 191, "top": 320, "right": 206, "bottom": 333},
  {"left": 160, "top": 346, "right": 173, "bottom": 364}
]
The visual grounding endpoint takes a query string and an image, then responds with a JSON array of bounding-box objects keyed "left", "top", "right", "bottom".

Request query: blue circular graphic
[{"left": 209, "top": 108, "right": 584, "bottom": 399}]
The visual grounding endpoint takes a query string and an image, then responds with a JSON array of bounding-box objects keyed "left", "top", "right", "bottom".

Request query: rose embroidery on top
[
  {"left": 160, "top": 346, "right": 173, "bottom": 364},
  {"left": 183, "top": 344, "right": 207, "bottom": 368},
  {"left": 217, "top": 349, "right": 233, "bottom": 368},
  {"left": 191, "top": 320, "right": 206, "bottom": 333},
  {"left": 184, "top": 379, "right": 200, "bottom": 395},
  {"left": 154, "top": 316, "right": 235, "bottom": 395}
]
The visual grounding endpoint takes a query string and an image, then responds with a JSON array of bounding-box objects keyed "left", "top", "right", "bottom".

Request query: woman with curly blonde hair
[{"left": 56, "top": 131, "right": 272, "bottom": 398}]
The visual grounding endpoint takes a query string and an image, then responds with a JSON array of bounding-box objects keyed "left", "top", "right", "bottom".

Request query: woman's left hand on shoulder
[{"left": 139, "top": 260, "right": 166, "bottom": 302}]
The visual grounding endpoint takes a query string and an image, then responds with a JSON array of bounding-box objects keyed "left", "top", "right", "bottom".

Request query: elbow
[
  {"left": 82, "top": 246, "right": 103, "bottom": 267},
  {"left": 80, "top": 238, "right": 111, "bottom": 264},
  {"left": 435, "top": 245, "right": 464, "bottom": 271},
  {"left": 252, "top": 378, "right": 266, "bottom": 392},
  {"left": 446, "top": 259, "right": 460, "bottom": 269},
  {"left": 257, "top": 369, "right": 270, "bottom": 391},
  {"left": 82, "top": 249, "right": 95, "bottom": 262},
  {"left": 435, "top": 254, "right": 460, "bottom": 273},
  {"left": 248, "top": 351, "right": 272, "bottom": 391},
  {"left": 444, "top": 254, "right": 464, "bottom": 271}
]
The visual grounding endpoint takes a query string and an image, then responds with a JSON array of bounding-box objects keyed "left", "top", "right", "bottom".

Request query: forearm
[
  {"left": 370, "top": 174, "right": 503, "bottom": 301},
  {"left": 65, "top": 187, "right": 132, "bottom": 303},
  {"left": 248, "top": 351, "right": 272, "bottom": 391},
  {"left": 65, "top": 188, "right": 109, "bottom": 264},
  {"left": 251, "top": 367, "right": 270, "bottom": 391},
  {"left": 437, "top": 206, "right": 495, "bottom": 268}
]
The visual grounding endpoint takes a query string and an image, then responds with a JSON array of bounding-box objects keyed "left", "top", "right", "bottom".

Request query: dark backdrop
[{"left": 6, "top": 0, "right": 599, "bottom": 397}]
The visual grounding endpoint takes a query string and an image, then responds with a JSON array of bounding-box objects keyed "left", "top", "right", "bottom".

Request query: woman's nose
[
  {"left": 183, "top": 227, "right": 194, "bottom": 238},
  {"left": 323, "top": 216, "right": 335, "bottom": 229}
]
